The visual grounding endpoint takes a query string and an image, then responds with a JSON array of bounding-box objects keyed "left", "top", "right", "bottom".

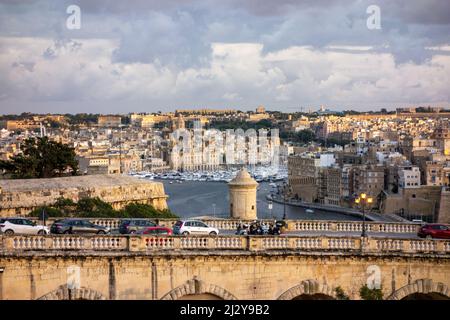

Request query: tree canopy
[
  {"left": 29, "top": 197, "right": 178, "bottom": 219},
  {"left": 0, "top": 137, "right": 78, "bottom": 179}
]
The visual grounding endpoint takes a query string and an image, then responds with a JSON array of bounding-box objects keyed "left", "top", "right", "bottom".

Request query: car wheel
[
  {"left": 63, "top": 230, "right": 71, "bottom": 234},
  {"left": 182, "top": 231, "right": 189, "bottom": 236},
  {"left": 4, "top": 229, "right": 14, "bottom": 236},
  {"left": 130, "top": 230, "right": 136, "bottom": 234},
  {"left": 426, "top": 235, "right": 432, "bottom": 240},
  {"left": 37, "top": 230, "right": 45, "bottom": 235},
  {"left": 209, "top": 231, "right": 217, "bottom": 236},
  {"left": 97, "top": 230, "right": 106, "bottom": 235}
]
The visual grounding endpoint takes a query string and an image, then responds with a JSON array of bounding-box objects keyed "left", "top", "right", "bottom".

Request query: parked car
[
  {"left": 0, "top": 218, "right": 49, "bottom": 235},
  {"left": 418, "top": 223, "right": 450, "bottom": 239},
  {"left": 137, "top": 226, "right": 173, "bottom": 235},
  {"left": 172, "top": 220, "right": 219, "bottom": 236},
  {"left": 119, "top": 219, "right": 157, "bottom": 234},
  {"left": 50, "top": 219, "right": 110, "bottom": 234}
]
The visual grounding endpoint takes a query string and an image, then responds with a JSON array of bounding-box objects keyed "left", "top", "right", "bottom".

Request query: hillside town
[{"left": 1, "top": 106, "right": 449, "bottom": 224}]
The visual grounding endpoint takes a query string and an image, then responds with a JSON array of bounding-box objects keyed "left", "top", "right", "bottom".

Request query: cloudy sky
[{"left": 0, "top": 0, "right": 449, "bottom": 114}]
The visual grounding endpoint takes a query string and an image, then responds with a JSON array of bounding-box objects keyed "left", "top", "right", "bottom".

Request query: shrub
[
  {"left": 359, "top": 284, "right": 383, "bottom": 300},
  {"left": 335, "top": 286, "right": 350, "bottom": 300},
  {"left": 29, "top": 206, "right": 63, "bottom": 218},
  {"left": 121, "top": 203, "right": 179, "bottom": 219},
  {"left": 28, "top": 197, "right": 179, "bottom": 219},
  {"left": 76, "top": 197, "right": 115, "bottom": 217}
]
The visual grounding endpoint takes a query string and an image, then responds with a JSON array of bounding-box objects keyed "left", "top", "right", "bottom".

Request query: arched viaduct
[{"left": 0, "top": 234, "right": 449, "bottom": 300}]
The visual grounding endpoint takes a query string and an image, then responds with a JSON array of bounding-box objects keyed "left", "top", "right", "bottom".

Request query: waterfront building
[
  {"left": 398, "top": 166, "right": 421, "bottom": 189},
  {"left": 288, "top": 152, "right": 335, "bottom": 202}
]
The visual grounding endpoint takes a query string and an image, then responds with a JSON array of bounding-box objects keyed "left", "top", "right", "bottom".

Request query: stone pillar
[{"left": 228, "top": 168, "right": 258, "bottom": 220}]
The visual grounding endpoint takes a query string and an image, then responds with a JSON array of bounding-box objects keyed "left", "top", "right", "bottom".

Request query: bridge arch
[
  {"left": 277, "top": 279, "right": 336, "bottom": 300},
  {"left": 37, "top": 284, "right": 107, "bottom": 300},
  {"left": 387, "top": 279, "right": 450, "bottom": 300},
  {"left": 160, "top": 277, "right": 237, "bottom": 300}
]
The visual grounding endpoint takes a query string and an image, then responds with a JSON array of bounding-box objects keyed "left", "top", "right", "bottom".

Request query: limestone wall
[
  {"left": 0, "top": 175, "right": 168, "bottom": 216},
  {"left": 1, "top": 252, "right": 449, "bottom": 300},
  {"left": 382, "top": 186, "right": 443, "bottom": 220}
]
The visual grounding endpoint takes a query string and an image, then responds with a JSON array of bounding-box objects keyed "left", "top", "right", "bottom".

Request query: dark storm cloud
[{"left": 1, "top": 0, "right": 449, "bottom": 65}]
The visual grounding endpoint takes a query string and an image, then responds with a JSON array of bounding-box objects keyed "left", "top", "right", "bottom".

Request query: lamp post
[
  {"left": 212, "top": 203, "right": 216, "bottom": 218},
  {"left": 355, "top": 193, "right": 373, "bottom": 238},
  {"left": 268, "top": 200, "right": 273, "bottom": 219},
  {"left": 119, "top": 125, "right": 123, "bottom": 174},
  {"left": 282, "top": 183, "right": 287, "bottom": 220}
]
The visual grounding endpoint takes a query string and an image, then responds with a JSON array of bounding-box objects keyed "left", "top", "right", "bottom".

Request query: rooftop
[{"left": 228, "top": 168, "right": 258, "bottom": 186}]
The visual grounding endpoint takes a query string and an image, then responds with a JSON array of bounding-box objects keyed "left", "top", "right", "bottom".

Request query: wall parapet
[
  {"left": 27, "top": 217, "right": 423, "bottom": 234},
  {"left": 1, "top": 234, "right": 449, "bottom": 257}
]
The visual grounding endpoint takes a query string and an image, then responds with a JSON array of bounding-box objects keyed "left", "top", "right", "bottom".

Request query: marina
[
  {"left": 158, "top": 180, "right": 363, "bottom": 221},
  {"left": 129, "top": 165, "right": 288, "bottom": 183}
]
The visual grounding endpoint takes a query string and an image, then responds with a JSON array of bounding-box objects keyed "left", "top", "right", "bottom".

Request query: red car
[
  {"left": 137, "top": 226, "right": 172, "bottom": 235},
  {"left": 418, "top": 224, "right": 450, "bottom": 239}
]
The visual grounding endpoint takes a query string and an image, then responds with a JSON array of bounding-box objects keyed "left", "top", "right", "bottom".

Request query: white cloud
[{"left": 0, "top": 37, "right": 449, "bottom": 113}]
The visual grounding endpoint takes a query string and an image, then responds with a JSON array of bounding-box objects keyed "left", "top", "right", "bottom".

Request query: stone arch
[
  {"left": 387, "top": 279, "right": 450, "bottom": 300},
  {"left": 160, "top": 277, "right": 238, "bottom": 300},
  {"left": 277, "top": 279, "right": 337, "bottom": 300},
  {"left": 37, "top": 284, "right": 107, "bottom": 300}
]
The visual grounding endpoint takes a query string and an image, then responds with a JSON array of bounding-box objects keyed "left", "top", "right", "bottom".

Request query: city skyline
[{"left": 1, "top": 0, "right": 450, "bottom": 114}]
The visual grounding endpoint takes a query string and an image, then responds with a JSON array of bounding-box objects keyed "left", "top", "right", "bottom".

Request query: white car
[
  {"left": 0, "top": 218, "right": 50, "bottom": 235},
  {"left": 173, "top": 220, "right": 219, "bottom": 236}
]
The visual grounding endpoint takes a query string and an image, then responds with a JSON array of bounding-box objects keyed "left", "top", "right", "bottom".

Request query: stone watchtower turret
[{"left": 228, "top": 168, "right": 258, "bottom": 220}]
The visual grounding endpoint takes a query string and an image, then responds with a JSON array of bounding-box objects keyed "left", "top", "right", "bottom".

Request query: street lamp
[
  {"left": 212, "top": 203, "right": 216, "bottom": 218},
  {"left": 268, "top": 200, "right": 273, "bottom": 219},
  {"left": 355, "top": 193, "right": 373, "bottom": 237},
  {"left": 282, "top": 183, "right": 287, "bottom": 220}
]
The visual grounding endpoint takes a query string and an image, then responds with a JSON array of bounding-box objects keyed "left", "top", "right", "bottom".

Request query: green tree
[
  {"left": 122, "top": 203, "right": 178, "bottom": 219},
  {"left": 335, "top": 286, "right": 350, "bottom": 300},
  {"left": 53, "top": 197, "right": 77, "bottom": 216},
  {"left": 0, "top": 137, "right": 78, "bottom": 179},
  {"left": 359, "top": 285, "right": 383, "bottom": 300},
  {"left": 29, "top": 206, "right": 63, "bottom": 218},
  {"left": 76, "top": 197, "right": 115, "bottom": 217}
]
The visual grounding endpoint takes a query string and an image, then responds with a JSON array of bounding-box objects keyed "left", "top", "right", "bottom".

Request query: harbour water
[{"left": 161, "top": 180, "right": 363, "bottom": 221}]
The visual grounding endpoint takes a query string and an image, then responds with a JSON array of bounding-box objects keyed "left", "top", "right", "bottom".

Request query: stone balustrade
[
  {"left": 1, "top": 234, "right": 449, "bottom": 256},
  {"left": 29, "top": 217, "right": 422, "bottom": 234}
]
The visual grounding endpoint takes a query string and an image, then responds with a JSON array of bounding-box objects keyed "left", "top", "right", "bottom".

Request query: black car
[
  {"left": 119, "top": 219, "right": 157, "bottom": 234},
  {"left": 50, "top": 219, "right": 110, "bottom": 234}
]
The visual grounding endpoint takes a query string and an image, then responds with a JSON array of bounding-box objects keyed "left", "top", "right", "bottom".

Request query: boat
[{"left": 305, "top": 209, "right": 314, "bottom": 213}]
